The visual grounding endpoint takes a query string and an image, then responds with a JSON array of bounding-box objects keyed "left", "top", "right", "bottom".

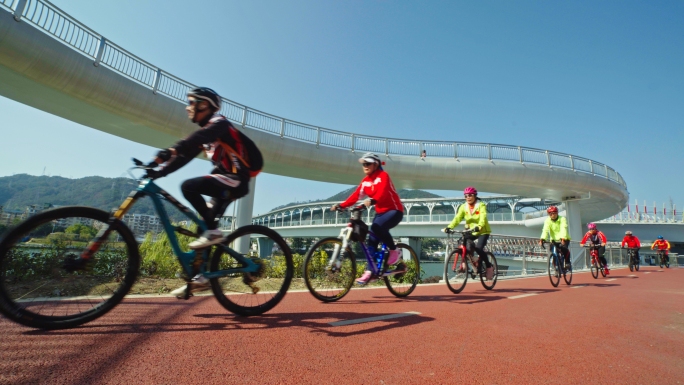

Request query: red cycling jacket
[
  {"left": 339, "top": 169, "right": 403, "bottom": 214},
  {"left": 580, "top": 231, "right": 607, "bottom": 245},
  {"left": 651, "top": 239, "right": 671, "bottom": 250},
  {"left": 621, "top": 235, "right": 641, "bottom": 249}
]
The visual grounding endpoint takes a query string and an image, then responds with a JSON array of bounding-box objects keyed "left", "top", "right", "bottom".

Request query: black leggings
[
  {"left": 552, "top": 242, "right": 571, "bottom": 264},
  {"left": 464, "top": 233, "right": 492, "bottom": 268},
  {"left": 366, "top": 210, "right": 403, "bottom": 252},
  {"left": 181, "top": 173, "right": 248, "bottom": 230}
]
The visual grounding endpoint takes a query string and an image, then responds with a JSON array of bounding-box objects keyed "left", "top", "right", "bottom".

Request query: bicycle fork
[
  {"left": 81, "top": 191, "right": 141, "bottom": 261},
  {"left": 328, "top": 227, "right": 353, "bottom": 271}
]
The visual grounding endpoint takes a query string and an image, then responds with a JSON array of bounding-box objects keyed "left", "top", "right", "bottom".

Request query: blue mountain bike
[
  {"left": 542, "top": 240, "right": 572, "bottom": 287},
  {"left": 303, "top": 205, "right": 419, "bottom": 302},
  {"left": 0, "top": 159, "right": 293, "bottom": 329}
]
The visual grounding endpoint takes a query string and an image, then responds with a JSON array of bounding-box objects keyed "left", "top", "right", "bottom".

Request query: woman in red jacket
[{"left": 331, "top": 153, "right": 404, "bottom": 284}]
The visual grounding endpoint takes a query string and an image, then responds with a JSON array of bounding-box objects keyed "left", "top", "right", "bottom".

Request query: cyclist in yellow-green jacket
[
  {"left": 443, "top": 186, "right": 493, "bottom": 280},
  {"left": 539, "top": 206, "right": 572, "bottom": 269}
]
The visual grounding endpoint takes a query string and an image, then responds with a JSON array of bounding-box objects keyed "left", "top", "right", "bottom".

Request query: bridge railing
[{"left": 1, "top": 0, "right": 626, "bottom": 189}]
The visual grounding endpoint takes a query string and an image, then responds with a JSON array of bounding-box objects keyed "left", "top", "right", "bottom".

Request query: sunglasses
[
  {"left": 187, "top": 99, "right": 204, "bottom": 106},
  {"left": 464, "top": 194, "right": 476, "bottom": 197},
  {"left": 362, "top": 162, "right": 375, "bottom": 167}
]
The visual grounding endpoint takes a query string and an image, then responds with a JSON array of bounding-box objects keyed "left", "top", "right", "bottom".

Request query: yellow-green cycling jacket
[
  {"left": 447, "top": 201, "right": 491, "bottom": 236},
  {"left": 540, "top": 216, "right": 571, "bottom": 242}
]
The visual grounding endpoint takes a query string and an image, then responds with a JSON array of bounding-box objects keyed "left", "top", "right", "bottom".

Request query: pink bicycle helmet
[
  {"left": 463, "top": 186, "right": 478, "bottom": 195},
  {"left": 587, "top": 223, "right": 597, "bottom": 230},
  {"left": 546, "top": 206, "right": 559, "bottom": 214}
]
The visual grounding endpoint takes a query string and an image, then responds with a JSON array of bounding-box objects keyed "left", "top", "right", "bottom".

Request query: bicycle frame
[
  {"left": 447, "top": 233, "right": 481, "bottom": 274},
  {"left": 548, "top": 243, "right": 566, "bottom": 273},
  {"left": 84, "top": 178, "right": 258, "bottom": 279},
  {"left": 329, "top": 209, "right": 389, "bottom": 277}
]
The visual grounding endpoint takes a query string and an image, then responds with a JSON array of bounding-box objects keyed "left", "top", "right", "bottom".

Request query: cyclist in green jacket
[
  {"left": 442, "top": 186, "right": 493, "bottom": 280},
  {"left": 539, "top": 206, "right": 572, "bottom": 269}
]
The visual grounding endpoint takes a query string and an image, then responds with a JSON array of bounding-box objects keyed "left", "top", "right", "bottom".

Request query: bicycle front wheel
[
  {"left": 548, "top": 255, "right": 560, "bottom": 287},
  {"left": 384, "top": 243, "right": 419, "bottom": 298},
  {"left": 445, "top": 249, "right": 468, "bottom": 294},
  {"left": 563, "top": 259, "right": 573, "bottom": 285},
  {"left": 591, "top": 261, "right": 599, "bottom": 279},
  {"left": 0, "top": 206, "right": 140, "bottom": 329},
  {"left": 210, "top": 225, "right": 293, "bottom": 316},
  {"left": 635, "top": 259, "right": 640, "bottom": 271},
  {"left": 303, "top": 237, "right": 356, "bottom": 302},
  {"left": 479, "top": 252, "right": 498, "bottom": 290},
  {"left": 600, "top": 264, "right": 607, "bottom": 277}
]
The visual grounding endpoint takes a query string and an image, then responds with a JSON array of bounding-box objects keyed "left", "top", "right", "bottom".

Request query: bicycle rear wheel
[
  {"left": 445, "top": 249, "right": 468, "bottom": 294},
  {"left": 479, "top": 252, "right": 498, "bottom": 290},
  {"left": 0, "top": 206, "right": 139, "bottom": 329},
  {"left": 384, "top": 243, "right": 419, "bottom": 298},
  {"left": 303, "top": 237, "right": 356, "bottom": 302},
  {"left": 591, "top": 261, "right": 599, "bottom": 279},
  {"left": 548, "top": 255, "right": 560, "bottom": 287},
  {"left": 210, "top": 225, "right": 292, "bottom": 316}
]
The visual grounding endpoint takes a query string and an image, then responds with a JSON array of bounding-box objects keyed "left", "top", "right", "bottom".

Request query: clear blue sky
[{"left": 1, "top": 0, "right": 683, "bottom": 215}]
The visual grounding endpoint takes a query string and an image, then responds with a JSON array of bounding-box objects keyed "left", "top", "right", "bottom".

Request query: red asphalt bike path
[{"left": 1, "top": 267, "right": 682, "bottom": 384}]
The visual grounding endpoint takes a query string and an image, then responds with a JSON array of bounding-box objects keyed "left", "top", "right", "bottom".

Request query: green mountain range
[
  {"left": 0, "top": 174, "right": 443, "bottom": 217},
  {"left": 268, "top": 187, "right": 442, "bottom": 212},
  {"left": 0, "top": 174, "right": 184, "bottom": 221}
]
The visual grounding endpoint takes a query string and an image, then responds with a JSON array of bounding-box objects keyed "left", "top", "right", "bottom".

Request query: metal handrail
[{"left": 1, "top": 0, "right": 626, "bottom": 188}]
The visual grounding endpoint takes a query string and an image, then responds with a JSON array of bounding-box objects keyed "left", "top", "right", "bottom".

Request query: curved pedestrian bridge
[{"left": 0, "top": 0, "right": 628, "bottom": 232}]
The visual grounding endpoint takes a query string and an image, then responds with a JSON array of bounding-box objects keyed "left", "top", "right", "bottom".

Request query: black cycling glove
[{"left": 156, "top": 148, "right": 174, "bottom": 162}]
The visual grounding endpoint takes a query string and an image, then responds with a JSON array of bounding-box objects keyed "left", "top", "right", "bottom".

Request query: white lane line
[
  {"left": 658, "top": 270, "right": 664, "bottom": 272},
  {"left": 629, "top": 275, "right": 637, "bottom": 277},
  {"left": 571, "top": 285, "right": 587, "bottom": 289},
  {"left": 645, "top": 272, "right": 651, "bottom": 274},
  {"left": 508, "top": 293, "right": 539, "bottom": 299},
  {"left": 606, "top": 278, "right": 617, "bottom": 282},
  {"left": 329, "top": 311, "right": 421, "bottom": 326}
]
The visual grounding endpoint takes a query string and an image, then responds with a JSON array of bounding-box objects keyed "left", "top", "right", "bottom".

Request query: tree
[{"left": 65, "top": 223, "right": 97, "bottom": 239}]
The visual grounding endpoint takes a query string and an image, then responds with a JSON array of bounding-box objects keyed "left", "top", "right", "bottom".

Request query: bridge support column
[
  {"left": 257, "top": 237, "right": 275, "bottom": 259},
  {"left": 234, "top": 178, "right": 257, "bottom": 254},
  {"left": 564, "top": 200, "right": 583, "bottom": 242},
  {"left": 400, "top": 237, "right": 421, "bottom": 261},
  {"left": 564, "top": 200, "right": 583, "bottom": 268}
]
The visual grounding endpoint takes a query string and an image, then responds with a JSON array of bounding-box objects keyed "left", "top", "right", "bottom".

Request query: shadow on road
[
  {"left": 324, "top": 287, "right": 561, "bottom": 306},
  {"left": 20, "top": 309, "right": 434, "bottom": 338}
]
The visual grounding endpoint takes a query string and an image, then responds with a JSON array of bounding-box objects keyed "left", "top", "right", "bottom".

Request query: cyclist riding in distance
[
  {"left": 580, "top": 223, "right": 610, "bottom": 276},
  {"left": 148, "top": 87, "right": 253, "bottom": 295},
  {"left": 442, "top": 186, "right": 493, "bottom": 280},
  {"left": 621, "top": 230, "right": 641, "bottom": 260},
  {"left": 651, "top": 235, "right": 671, "bottom": 263},
  {"left": 331, "top": 152, "right": 404, "bottom": 285},
  {"left": 539, "top": 206, "right": 572, "bottom": 269}
]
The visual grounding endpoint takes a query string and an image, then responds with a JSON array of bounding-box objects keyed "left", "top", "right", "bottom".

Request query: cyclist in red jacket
[
  {"left": 580, "top": 223, "right": 609, "bottom": 275},
  {"left": 651, "top": 236, "right": 671, "bottom": 263},
  {"left": 621, "top": 230, "right": 641, "bottom": 261},
  {"left": 332, "top": 152, "right": 404, "bottom": 285}
]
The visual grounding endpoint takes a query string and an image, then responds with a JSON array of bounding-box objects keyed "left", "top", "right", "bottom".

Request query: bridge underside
[{"left": 0, "top": 9, "right": 628, "bottom": 225}]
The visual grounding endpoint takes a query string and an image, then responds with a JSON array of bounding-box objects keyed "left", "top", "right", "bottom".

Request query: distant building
[{"left": 122, "top": 213, "right": 163, "bottom": 236}]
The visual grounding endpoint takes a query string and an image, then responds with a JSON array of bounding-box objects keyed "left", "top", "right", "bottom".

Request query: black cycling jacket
[{"left": 161, "top": 114, "right": 250, "bottom": 181}]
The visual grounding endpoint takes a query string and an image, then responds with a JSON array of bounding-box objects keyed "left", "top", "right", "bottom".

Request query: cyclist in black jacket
[{"left": 149, "top": 87, "right": 252, "bottom": 296}]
